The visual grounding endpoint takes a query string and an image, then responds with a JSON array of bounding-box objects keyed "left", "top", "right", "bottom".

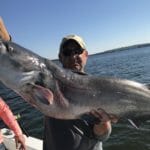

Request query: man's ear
[
  {"left": 80, "top": 50, "right": 88, "bottom": 58},
  {"left": 84, "top": 50, "right": 88, "bottom": 57}
]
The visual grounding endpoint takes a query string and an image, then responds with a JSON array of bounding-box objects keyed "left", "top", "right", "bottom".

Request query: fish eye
[
  {"left": 6, "top": 44, "right": 18, "bottom": 56},
  {"left": 7, "top": 45, "right": 14, "bottom": 53}
]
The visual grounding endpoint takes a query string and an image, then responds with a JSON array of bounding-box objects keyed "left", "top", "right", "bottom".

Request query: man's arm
[
  {"left": 0, "top": 97, "right": 26, "bottom": 150},
  {"left": 0, "top": 17, "right": 11, "bottom": 41},
  {"left": 90, "top": 109, "right": 118, "bottom": 141}
]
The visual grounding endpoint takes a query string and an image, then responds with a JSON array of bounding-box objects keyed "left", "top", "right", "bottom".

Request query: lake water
[{"left": 0, "top": 46, "right": 150, "bottom": 150}]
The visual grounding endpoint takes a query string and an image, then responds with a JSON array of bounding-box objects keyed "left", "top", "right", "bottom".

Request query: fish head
[
  {"left": 0, "top": 40, "right": 45, "bottom": 86},
  {"left": 0, "top": 40, "right": 55, "bottom": 104}
]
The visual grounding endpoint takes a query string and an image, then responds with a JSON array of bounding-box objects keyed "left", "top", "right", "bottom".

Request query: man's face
[{"left": 59, "top": 40, "right": 88, "bottom": 72}]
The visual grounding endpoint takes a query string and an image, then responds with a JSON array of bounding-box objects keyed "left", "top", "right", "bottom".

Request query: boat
[{"left": 1, "top": 128, "right": 42, "bottom": 150}]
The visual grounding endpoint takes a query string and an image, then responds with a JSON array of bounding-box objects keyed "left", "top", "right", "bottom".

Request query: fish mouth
[{"left": 21, "top": 83, "right": 54, "bottom": 105}]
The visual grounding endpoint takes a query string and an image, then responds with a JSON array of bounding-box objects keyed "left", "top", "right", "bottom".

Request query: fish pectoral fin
[
  {"left": 127, "top": 119, "right": 139, "bottom": 130},
  {"left": 29, "top": 83, "right": 54, "bottom": 105}
]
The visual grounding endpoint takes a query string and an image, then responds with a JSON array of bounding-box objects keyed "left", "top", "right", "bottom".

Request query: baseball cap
[{"left": 59, "top": 34, "right": 86, "bottom": 53}]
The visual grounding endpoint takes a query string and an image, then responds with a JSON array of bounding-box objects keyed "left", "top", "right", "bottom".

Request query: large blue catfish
[{"left": 0, "top": 40, "right": 150, "bottom": 121}]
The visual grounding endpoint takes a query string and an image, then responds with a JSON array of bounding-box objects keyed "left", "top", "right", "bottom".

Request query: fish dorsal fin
[{"left": 127, "top": 119, "right": 139, "bottom": 129}]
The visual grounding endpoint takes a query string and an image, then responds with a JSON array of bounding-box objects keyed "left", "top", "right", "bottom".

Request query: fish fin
[
  {"left": 30, "top": 84, "right": 54, "bottom": 105},
  {"left": 127, "top": 119, "right": 139, "bottom": 129}
]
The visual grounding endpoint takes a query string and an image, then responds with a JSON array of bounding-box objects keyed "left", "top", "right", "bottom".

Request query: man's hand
[
  {"left": 90, "top": 109, "right": 118, "bottom": 137},
  {"left": 15, "top": 134, "right": 26, "bottom": 150}
]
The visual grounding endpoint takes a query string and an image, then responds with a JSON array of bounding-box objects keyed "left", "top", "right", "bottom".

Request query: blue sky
[{"left": 1, "top": 0, "right": 150, "bottom": 59}]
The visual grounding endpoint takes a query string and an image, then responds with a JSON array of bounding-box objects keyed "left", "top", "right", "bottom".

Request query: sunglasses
[{"left": 62, "top": 48, "right": 84, "bottom": 56}]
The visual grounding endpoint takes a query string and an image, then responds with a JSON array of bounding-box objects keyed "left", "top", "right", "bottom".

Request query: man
[{"left": 43, "top": 34, "right": 112, "bottom": 150}]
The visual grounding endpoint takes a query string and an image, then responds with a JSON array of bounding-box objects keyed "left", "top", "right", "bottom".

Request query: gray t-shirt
[{"left": 43, "top": 116, "right": 108, "bottom": 150}]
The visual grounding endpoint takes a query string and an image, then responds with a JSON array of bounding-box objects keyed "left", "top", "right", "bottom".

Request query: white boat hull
[{"left": 1, "top": 128, "right": 43, "bottom": 150}]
